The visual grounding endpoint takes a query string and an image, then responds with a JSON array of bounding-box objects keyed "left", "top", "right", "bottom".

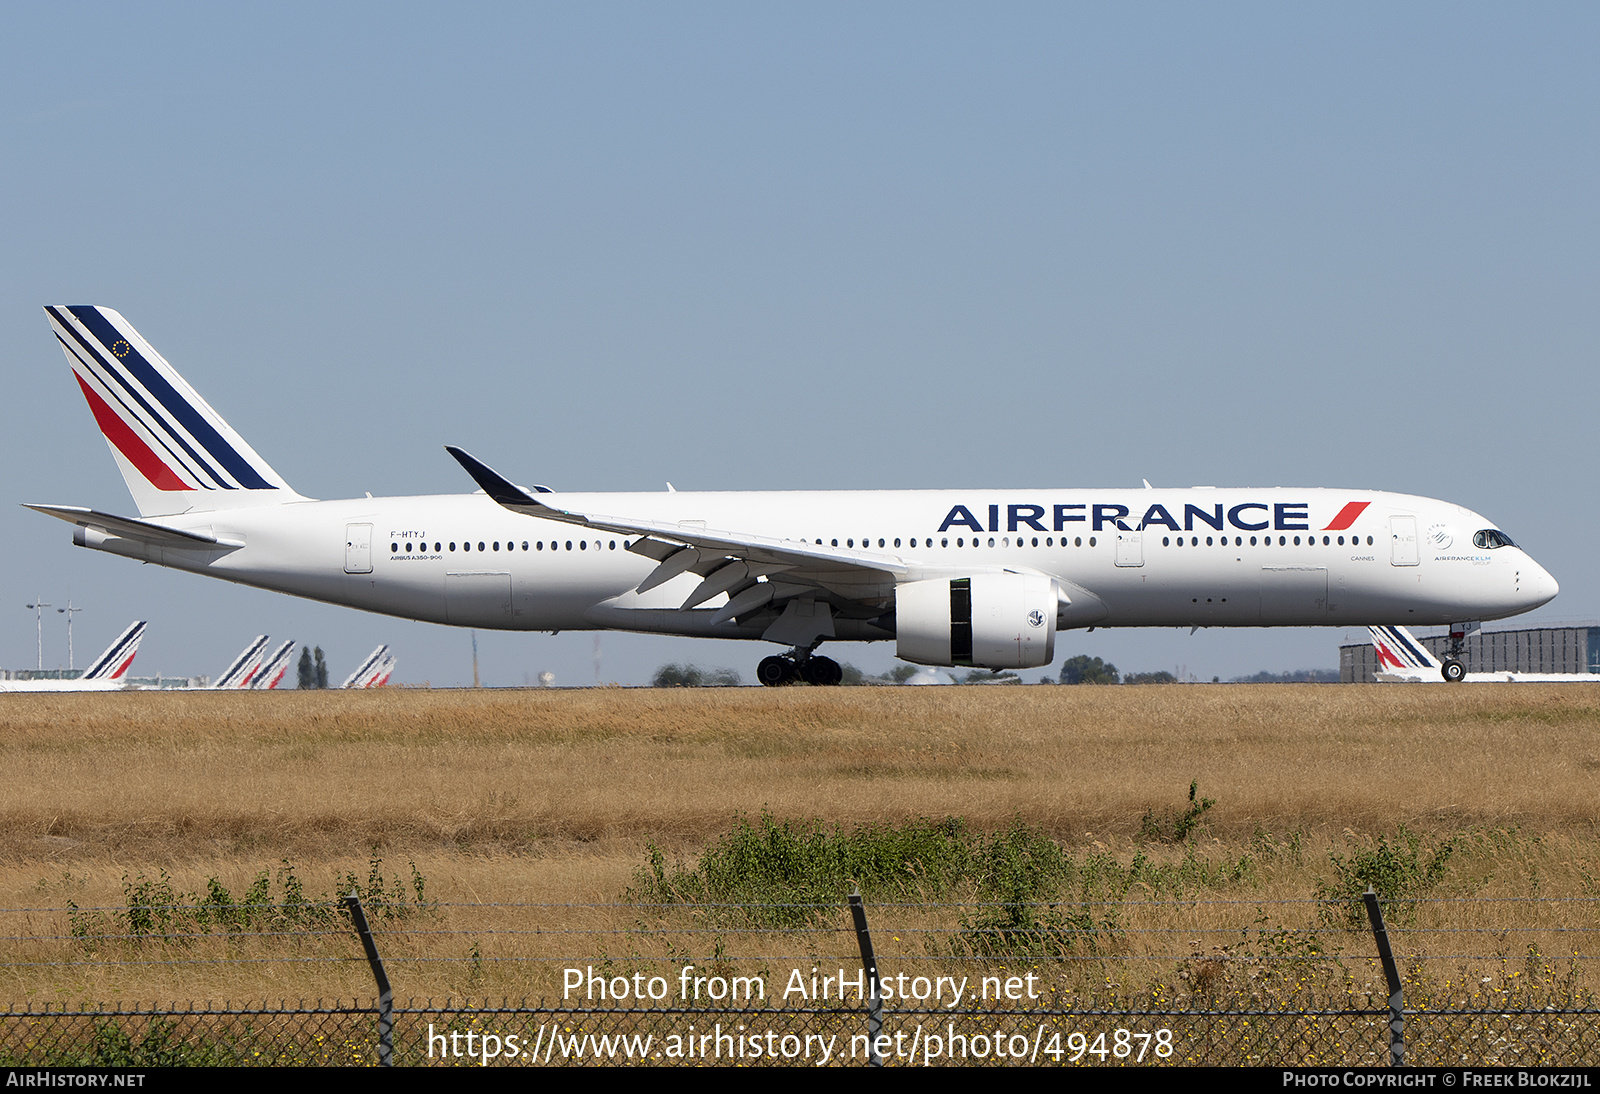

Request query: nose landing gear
[
  {"left": 757, "top": 649, "right": 843, "bottom": 686},
  {"left": 1441, "top": 621, "right": 1476, "bottom": 682}
]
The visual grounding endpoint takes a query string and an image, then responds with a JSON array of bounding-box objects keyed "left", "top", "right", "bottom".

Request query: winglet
[{"left": 445, "top": 446, "right": 542, "bottom": 507}]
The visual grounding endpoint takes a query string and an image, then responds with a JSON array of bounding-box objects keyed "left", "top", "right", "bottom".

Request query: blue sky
[{"left": 3, "top": 4, "right": 1596, "bottom": 685}]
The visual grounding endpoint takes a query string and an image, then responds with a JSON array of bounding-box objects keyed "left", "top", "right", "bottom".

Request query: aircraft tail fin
[
  {"left": 341, "top": 645, "right": 394, "bottom": 688},
  {"left": 251, "top": 640, "right": 297, "bottom": 689},
  {"left": 213, "top": 635, "right": 271, "bottom": 689},
  {"left": 1369, "top": 624, "right": 1442, "bottom": 674},
  {"left": 44, "top": 306, "right": 304, "bottom": 517},
  {"left": 80, "top": 621, "right": 148, "bottom": 681}
]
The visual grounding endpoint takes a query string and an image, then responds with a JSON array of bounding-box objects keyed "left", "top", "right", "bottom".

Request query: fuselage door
[
  {"left": 345, "top": 523, "right": 373, "bottom": 574},
  {"left": 1390, "top": 515, "right": 1419, "bottom": 567},
  {"left": 1115, "top": 530, "right": 1144, "bottom": 567}
]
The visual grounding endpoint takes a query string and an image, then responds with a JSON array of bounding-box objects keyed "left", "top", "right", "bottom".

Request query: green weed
[
  {"left": 1317, "top": 827, "right": 1457, "bottom": 928},
  {"left": 66, "top": 856, "right": 429, "bottom": 947},
  {"left": 1138, "top": 779, "right": 1216, "bottom": 844}
]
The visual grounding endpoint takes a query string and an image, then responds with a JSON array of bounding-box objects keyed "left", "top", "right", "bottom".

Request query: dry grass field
[{"left": 1, "top": 684, "right": 1597, "bottom": 1005}]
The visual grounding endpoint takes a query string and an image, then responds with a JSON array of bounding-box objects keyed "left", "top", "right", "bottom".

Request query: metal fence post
[
  {"left": 847, "top": 885, "right": 885, "bottom": 1067},
  {"left": 344, "top": 892, "right": 394, "bottom": 1067},
  {"left": 1363, "top": 888, "right": 1404, "bottom": 1067}
]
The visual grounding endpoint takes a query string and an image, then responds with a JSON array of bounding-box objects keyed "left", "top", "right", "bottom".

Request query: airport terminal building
[{"left": 1340, "top": 624, "right": 1600, "bottom": 683}]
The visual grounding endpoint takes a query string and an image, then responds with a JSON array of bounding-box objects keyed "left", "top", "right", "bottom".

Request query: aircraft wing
[
  {"left": 23, "top": 504, "right": 243, "bottom": 549},
  {"left": 446, "top": 447, "right": 908, "bottom": 621}
]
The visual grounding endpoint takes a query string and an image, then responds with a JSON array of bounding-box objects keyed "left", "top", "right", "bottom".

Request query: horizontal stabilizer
[{"left": 24, "top": 504, "right": 241, "bottom": 549}]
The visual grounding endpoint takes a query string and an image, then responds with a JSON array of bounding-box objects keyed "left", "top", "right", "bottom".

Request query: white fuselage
[
  {"left": 73, "top": 486, "right": 1557, "bottom": 641},
  {"left": 0, "top": 677, "right": 134, "bottom": 693}
]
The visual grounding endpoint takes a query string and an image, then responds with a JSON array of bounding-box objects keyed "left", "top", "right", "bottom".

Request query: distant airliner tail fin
[
  {"left": 213, "top": 635, "right": 271, "bottom": 689},
  {"left": 341, "top": 645, "right": 394, "bottom": 688},
  {"left": 44, "top": 306, "right": 304, "bottom": 517},
  {"left": 1369, "top": 624, "right": 1442, "bottom": 674},
  {"left": 80, "top": 621, "right": 148, "bottom": 681},
  {"left": 251, "top": 640, "right": 298, "bottom": 690}
]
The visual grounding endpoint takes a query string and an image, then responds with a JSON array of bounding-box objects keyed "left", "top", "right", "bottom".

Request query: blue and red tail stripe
[
  {"left": 50, "top": 308, "right": 231, "bottom": 490},
  {"left": 81, "top": 621, "right": 148, "bottom": 680},
  {"left": 47, "top": 306, "right": 277, "bottom": 493},
  {"left": 1370, "top": 625, "right": 1437, "bottom": 670}
]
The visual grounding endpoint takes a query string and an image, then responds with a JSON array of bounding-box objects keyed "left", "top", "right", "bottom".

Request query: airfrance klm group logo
[{"left": 935, "top": 501, "right": 1369, "bottom": 535}]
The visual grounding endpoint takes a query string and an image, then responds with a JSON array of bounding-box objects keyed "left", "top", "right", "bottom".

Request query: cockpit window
[{"left": 1473, "top": 529, "right": 1517, "bottom": 549}]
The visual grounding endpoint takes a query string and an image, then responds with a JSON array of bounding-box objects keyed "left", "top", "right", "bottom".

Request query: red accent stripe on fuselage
[{"left": 1324, "top": 501, "right": 1369, "bottom": 531}]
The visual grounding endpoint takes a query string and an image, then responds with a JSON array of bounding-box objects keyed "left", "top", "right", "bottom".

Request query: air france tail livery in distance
[
  {"left": 1369, "top": 625, "right": 1600, "bottom": 684},
  {"left": 250, "top": 639, "right": 297, "bottom": 690},
  {"left": 30, "top": 307, "right": 1560, "bottom": 686},
  {"left": 212, "top": 634, "right": 271, "bottom": 689},
  {"left": 0, "top": 620, "right": 146, "bottom": 692},
  {"left": 342, "top": 645, "right": 397, "bottom": 689}
]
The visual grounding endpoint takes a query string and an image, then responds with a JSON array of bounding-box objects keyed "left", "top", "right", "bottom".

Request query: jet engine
[{"left": 895, "top": 574, "right": 1057, "bottom": 669}]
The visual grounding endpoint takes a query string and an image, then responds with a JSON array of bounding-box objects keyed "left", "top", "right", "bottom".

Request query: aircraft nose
[{"left": 1525, "top": 557, "right": 1558, "bottom": 609}]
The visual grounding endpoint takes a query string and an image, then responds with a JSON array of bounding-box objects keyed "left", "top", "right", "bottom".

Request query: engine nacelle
[{"left": 895, "top": 574, "right": 1057, "bottom": 669}]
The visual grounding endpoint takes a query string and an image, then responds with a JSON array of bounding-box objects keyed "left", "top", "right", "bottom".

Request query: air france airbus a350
[{"left": 29, "top": 307, "right": 1558, "bottom": 685}]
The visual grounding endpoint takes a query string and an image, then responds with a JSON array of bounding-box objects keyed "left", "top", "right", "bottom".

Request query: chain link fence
[
  {"left": 2, "top": 892, "right": 1596, "bottom": 1066},
  {"left": 6, "top": 998, "right": 1596, "bottom": 1066}
]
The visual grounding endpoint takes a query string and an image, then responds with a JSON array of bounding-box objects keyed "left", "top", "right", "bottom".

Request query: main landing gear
[{"left": 757, "top": 649, "right": 844, "bottom": 686}]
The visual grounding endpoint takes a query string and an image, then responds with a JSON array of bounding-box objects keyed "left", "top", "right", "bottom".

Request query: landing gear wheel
[
  {"left": 801, "top": 655, "right": 843, "bottom": 686},
  {"left": 758, "top": 656, "right": 798, "bottom": 687},
  {"left": 1441, "top": 658, "right": 1466, "bottom": 683}
]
